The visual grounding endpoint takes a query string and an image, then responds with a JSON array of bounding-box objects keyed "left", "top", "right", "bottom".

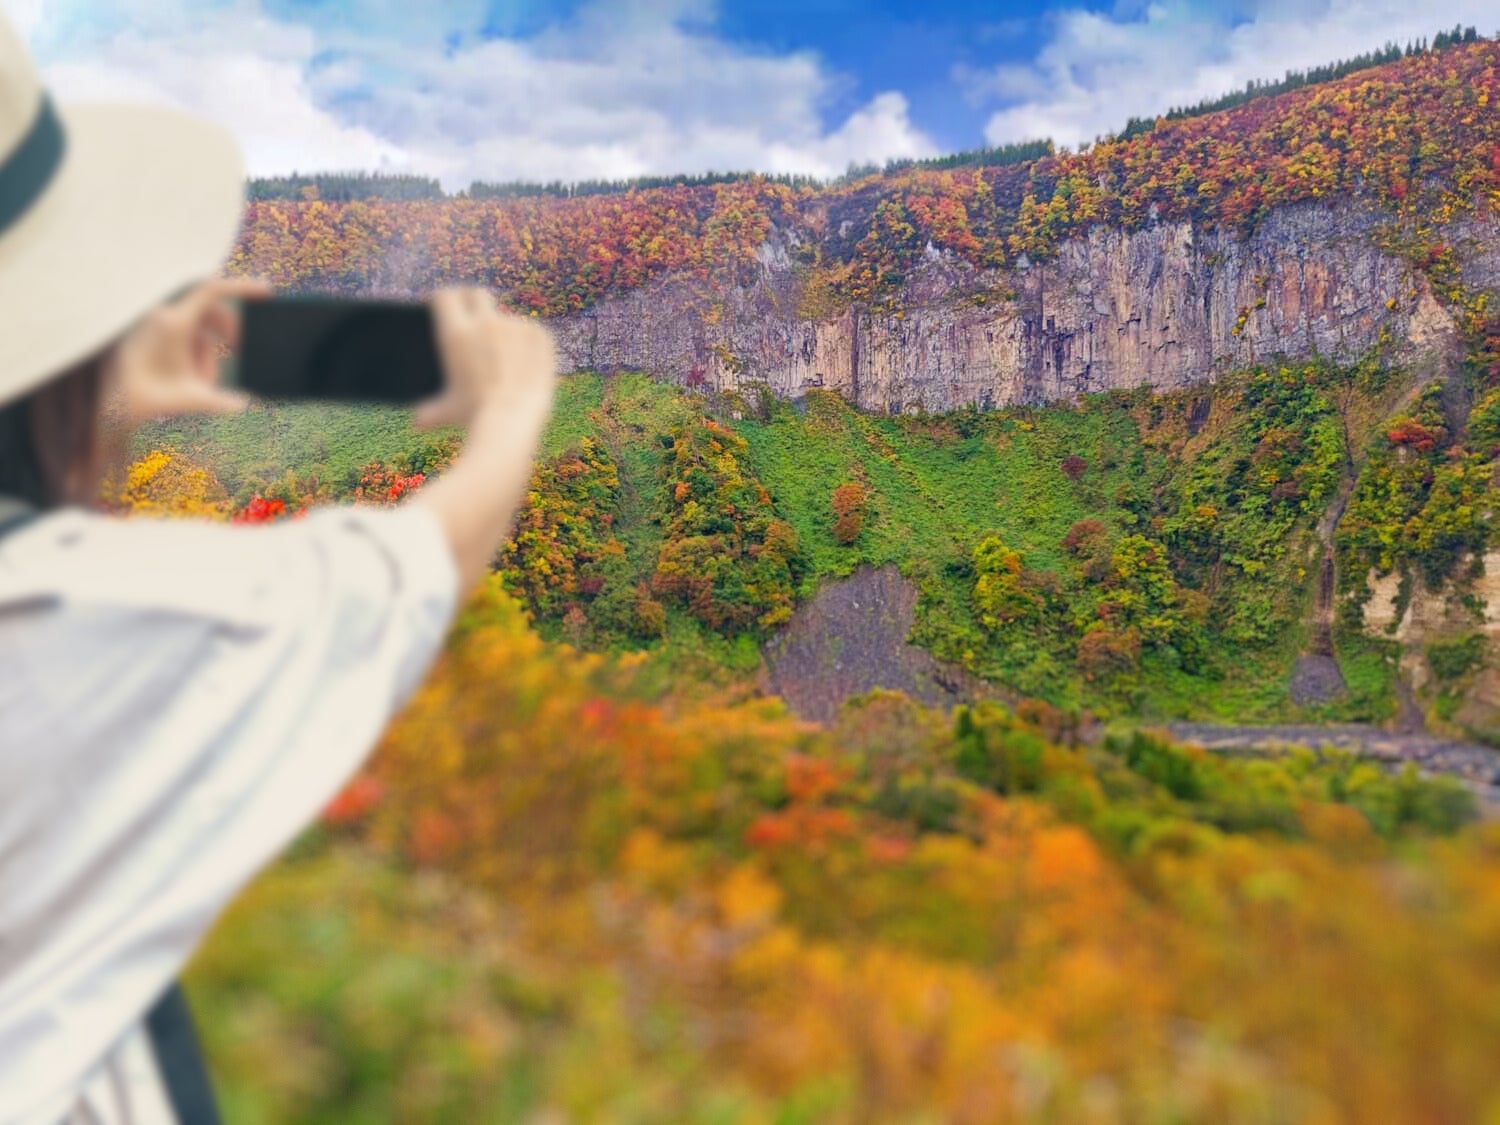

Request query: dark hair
[{"left": 0, "top": 352, "right": 107, "bottom": 509}]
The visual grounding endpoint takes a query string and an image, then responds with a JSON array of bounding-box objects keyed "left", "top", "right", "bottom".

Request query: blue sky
[
  {"left": 4, "top": 0, "right": 1495, "bottom": 188},
  {"left": 709, "top": 0, "right": 1059, "bottom": 152}
]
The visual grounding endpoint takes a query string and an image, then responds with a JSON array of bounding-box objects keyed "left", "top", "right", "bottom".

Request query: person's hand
[
  {"left": 416, "top": 287, "right": 557, "bottom": 434},
  {"left": 104, "top": 276, "right": 273, "bottom": 427}
]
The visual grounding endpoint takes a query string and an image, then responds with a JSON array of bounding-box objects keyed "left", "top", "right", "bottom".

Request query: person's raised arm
[
  {"left": 411, "top": 287, "right": 558, "bottom": 594},
  {"left": 104, "top": 280, "right": 555, "bottom": 594}
]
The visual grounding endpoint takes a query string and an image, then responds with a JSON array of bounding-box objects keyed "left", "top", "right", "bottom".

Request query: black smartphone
[{"left": 232, "top": 296, "right": 444, "bottom": 404}]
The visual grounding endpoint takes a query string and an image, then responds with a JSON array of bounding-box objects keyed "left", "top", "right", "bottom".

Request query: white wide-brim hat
[{"left": 0, "top": 12, "right": 244, "bottom": 407}]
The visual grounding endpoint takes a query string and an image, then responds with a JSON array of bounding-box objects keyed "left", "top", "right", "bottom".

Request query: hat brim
[{"left": 0, "top": 101, "right": 245, "bottom": 406}]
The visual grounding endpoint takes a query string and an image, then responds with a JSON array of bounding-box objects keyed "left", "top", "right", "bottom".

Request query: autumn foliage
[
  {"left": 1341, "top": 374, "right": 1496, "bottom": 586},
  {"left": 228, "top": 41, "right": 1500, "bottom": 310},
  {"left": 498, "top": 437, "right": 622, "bottom": 618},
  {"left": 187, "top": 577, "right": 1496, "bottom": 1123},
  {"left": 230, "top": 177, "right": 798, "bottom": 314},
  {"left": 117, "top": 409, "right": 1500, "bottom": 1119},
  {"left": 111, "top": 448, "right": 232, "bottom": 519},
  {"left": 973, "top": 527, "right": 1204, "bottom": 689},
  {"left": 111, "top": 42, "right": 1500, "bottom": 1103},
  {"left": 231, "top": 495, "right": 288, "bottom": 524},
  {"left": 353, "top": 462, "right": 428, "bottom": 505},
  {"left": 1386, "top": 417, "right": 1443, "bottom": 452},
  {"left": 651, "top": 417, "right": 801, "bottom": 632},
  {"left": 830, "top": 481, "right": 867, "bottom": 545},
  {"left": 1059, "top": 454, "right": 1088, "bottom": 481}
]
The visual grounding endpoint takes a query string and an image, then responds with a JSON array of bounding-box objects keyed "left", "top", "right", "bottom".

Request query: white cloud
[
  {"left": 776, "top": 92, "right": 933, "bottom": 174},
  {"left": 1, "top": 0, "right": 937, "bottom": 189},
  {"left": 2, "top": 0, "right": 42, "bottom": 39},
  {"left": 40, "top": 15, "right": 408, "bottom": 174},
  {"left": 970, "top": 0, "right": 1500, "bottom": 150},
  {"left": 306, "top": 6, "right": 937, "bottom": 186}
]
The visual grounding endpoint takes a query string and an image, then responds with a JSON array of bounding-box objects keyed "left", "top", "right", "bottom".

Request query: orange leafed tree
[{"left": 830, "top": 481, "right": 867, "bottom": 545}]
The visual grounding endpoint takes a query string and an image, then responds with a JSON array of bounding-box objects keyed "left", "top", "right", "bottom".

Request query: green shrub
[{"left": 1427, "top": 633, "right": 1486, "bottom": 682}]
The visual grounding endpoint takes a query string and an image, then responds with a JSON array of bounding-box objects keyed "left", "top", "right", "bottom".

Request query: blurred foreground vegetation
[{"left": 182, "top": 580, "right": 1500, "bottom": 1124}]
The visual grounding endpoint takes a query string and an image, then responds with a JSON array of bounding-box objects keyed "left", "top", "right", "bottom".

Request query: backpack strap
[{"left": 144, "top": 983, "right": 223, "bottom": 1125}]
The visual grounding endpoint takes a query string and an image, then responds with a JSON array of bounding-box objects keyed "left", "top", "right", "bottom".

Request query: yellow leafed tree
[{"left": 111, "top": 449, "right": 231, "bottom": 520}]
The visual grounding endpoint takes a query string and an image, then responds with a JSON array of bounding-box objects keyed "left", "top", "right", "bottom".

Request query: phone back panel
[{"left": 237, "top": 298, "right": 443, "bottom": 404}]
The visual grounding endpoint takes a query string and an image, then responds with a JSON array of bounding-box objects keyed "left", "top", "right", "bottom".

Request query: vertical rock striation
[{"left": 551, "top": 200, "right": 1499, "bottom": 413}]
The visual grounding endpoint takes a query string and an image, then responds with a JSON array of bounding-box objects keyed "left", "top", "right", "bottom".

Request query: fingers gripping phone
[{"left": 229, "top": 296, "right": 444, "bottom": 404}]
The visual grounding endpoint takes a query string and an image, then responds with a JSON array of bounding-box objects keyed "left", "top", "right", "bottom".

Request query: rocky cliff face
[
  {"left": 1365, "top": 553, "right": 1500, "bottom": 741},
  {"left": 552, "top": 201, "right": 1500, "bottom": 412}
]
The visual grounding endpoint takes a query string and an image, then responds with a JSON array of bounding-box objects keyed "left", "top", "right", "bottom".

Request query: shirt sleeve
[{"left": 0, "top": 503, "right": 459, "bottom": 1123}]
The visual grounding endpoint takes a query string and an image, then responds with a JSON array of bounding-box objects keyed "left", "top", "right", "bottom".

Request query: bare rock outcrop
[{"left": 1363, "top": 550, "right": 1500, "bottom": 740}]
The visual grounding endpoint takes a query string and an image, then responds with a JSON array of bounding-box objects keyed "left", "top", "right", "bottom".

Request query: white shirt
[{"left": 0, "top": 502, "right": 459, "bottom": 1124}]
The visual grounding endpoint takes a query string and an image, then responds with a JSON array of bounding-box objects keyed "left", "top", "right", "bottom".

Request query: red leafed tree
[
  {"left": 1386, "top": 418, "right": 1441, "bottom": 453},
  {"left": 321, "top": 774, "right": 383, "bottom": 825},
  {"left": 354, "top": 462, "right": 427, "bottom": 505},
  {"left": 232, "top": 495, "right": 287, "bottom": 524}
]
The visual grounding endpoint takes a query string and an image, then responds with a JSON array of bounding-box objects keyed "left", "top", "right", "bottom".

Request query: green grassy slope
[{"left": 147, "top": 365, "right": 1411, "bottom": 725}]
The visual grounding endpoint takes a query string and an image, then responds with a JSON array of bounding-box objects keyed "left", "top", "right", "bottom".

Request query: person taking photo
[{"left": 0, "top": 14, "right": 559, "bottom": 1122}]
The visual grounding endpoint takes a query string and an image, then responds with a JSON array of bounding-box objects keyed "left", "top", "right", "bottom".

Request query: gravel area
[
  {"left": 763, "top": 564, "right": 993, "bottom": 724},
  {"left": 1168, "top": 722, "right": 1500, "bottom": 815}
]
